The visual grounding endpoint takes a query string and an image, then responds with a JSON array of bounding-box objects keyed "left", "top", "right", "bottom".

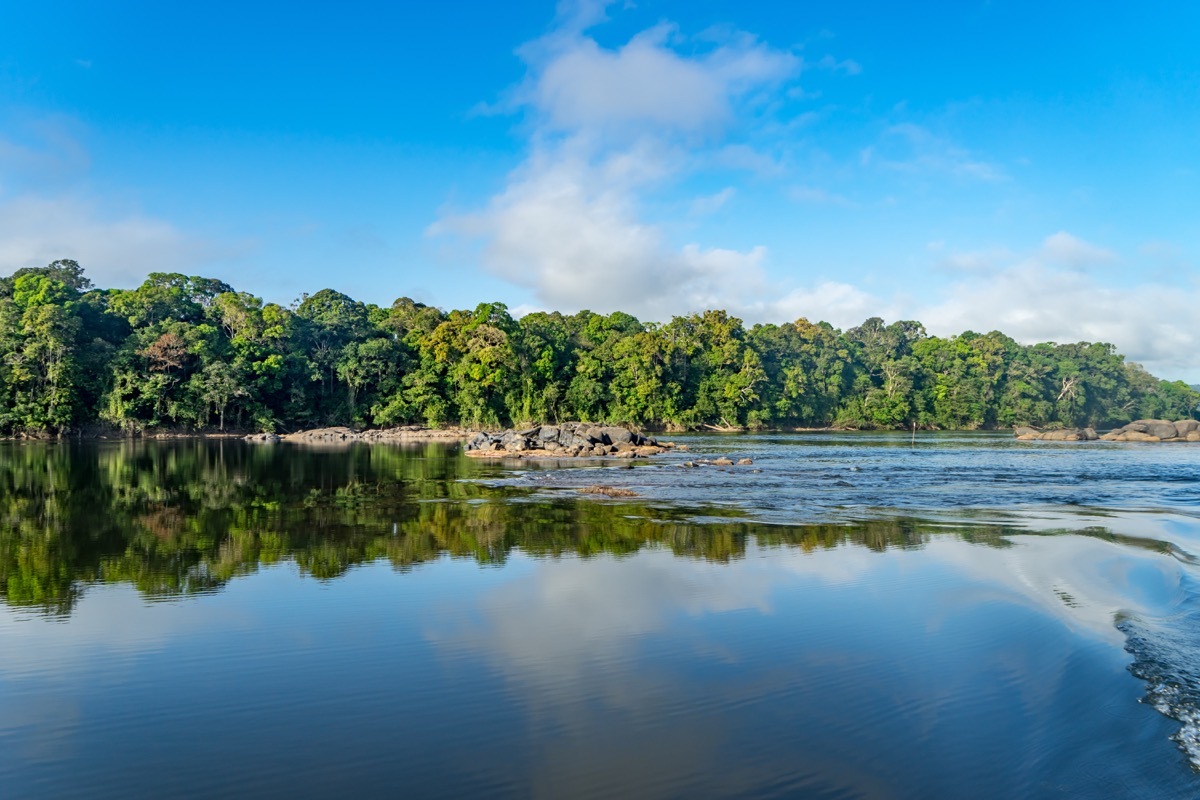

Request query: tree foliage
[{"left": 0, "top": 263, "right": 1195, "bottom": 435}]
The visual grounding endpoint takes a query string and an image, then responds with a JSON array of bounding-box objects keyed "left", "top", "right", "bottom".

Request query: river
[{"left": 1, "top": 433, "right": 1197, "bottom": 798}]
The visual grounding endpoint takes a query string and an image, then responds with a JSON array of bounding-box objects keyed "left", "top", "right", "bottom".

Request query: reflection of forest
[{"left": 2, "top": 441, "right": 1024, "bottom": 616}]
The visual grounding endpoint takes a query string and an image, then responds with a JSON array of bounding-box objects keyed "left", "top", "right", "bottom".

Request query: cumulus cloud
[
  {"left": 916, "top": 235, "right": 1200, "bottom": 380},
  {"left": 431, "top": 145, "right": 769, "bottom": 319},
  {"left": 432, "top": 0, "right": 818, "bottom": 323}
]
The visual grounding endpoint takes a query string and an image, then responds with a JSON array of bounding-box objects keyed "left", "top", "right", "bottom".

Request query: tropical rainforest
[{"left": 1, "top": 260, "right": 1196, "bottom": 436}]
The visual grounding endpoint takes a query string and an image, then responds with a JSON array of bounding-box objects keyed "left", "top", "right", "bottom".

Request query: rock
[
  {"left": 1082, "top": 428, "right": 1098, "bottom": 441},
  {"left": 1143, "top": 420, "right": 1180, "bottom": 439},
  {"left": 1013, "top": 426, "right": 1041, "bottom": 437},
  {"left": 577, "top": 485, "right": 638, "bottom": 497},
  {"left": 712, "top": 457, "right": 735, "bottom": 466},
  {"left": 283, "top": 426, "right": 356, "bottom": 442},
  {"left": 737, "top": 458, "right": 754, "bottom": 465},
  {"left": 463, "top": 422, "right": 670, "bottom": 459},
  {"left": 1040, "top": 429, "right": 1082, "bottom": 441},
  {"left": 676, "top": 444, "right": 690, "bottom": 452},
  {"left": 1016, "top": 433, "right": 1042, "bottom": 441},
  {"left": 1174, "top": 420, "right": 1199, "bottom": 437},
  {"left": 601, "top": 426, "right": 634, "bottom": 445},
  {"left": 244, "top": 432, "right": 280, "bottom": 444},
  {"left": 1188, "top": 431, "right": 1200, "bottom": 442},
  {"left": 1119, "top": 431, "right": 1161, "bottom": 442}
]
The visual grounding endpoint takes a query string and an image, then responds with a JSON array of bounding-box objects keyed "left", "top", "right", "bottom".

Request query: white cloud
[
  {"left": 431, "top": 146, "right": 770, "bottom": 320},
  {"left": 917, "top": 236, "right": 1200, "bottom": 380},
  {"left": 432, "top": 1, "right": 815, "bottom": 323},
  {"left": 0, "top": 114, "right": 247, "bottom": 287},
  {"left": 0, "top": 193, "right": 237, "bottom": 288},
  {"left": 1039, "top": 231, "right": 1116, "bottom": 268},
  {"left": 689, "top": 186, "right": 736, "bottom": 216}
]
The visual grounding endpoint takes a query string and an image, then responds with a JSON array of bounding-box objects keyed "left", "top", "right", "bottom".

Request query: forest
[{"left": 1, "top": 259, "right": 1196, "bottom": 436}]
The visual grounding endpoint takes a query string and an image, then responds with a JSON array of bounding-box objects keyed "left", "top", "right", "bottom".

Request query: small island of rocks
[
  {"left": 465, "top": 422, "right": 673, "bottom": 459},
  {"left": 1015, "top": 418, "right": 1200, "bottom": 443}
]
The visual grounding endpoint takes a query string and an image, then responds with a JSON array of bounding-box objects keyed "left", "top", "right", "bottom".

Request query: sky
[{"left": 1, "top": 0, "right": 1198, "bottom": 380}]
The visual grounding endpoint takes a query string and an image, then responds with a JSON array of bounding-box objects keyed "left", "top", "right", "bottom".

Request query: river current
[{"left": 1, "top": 433, "right": 1197, "bottom": 798}]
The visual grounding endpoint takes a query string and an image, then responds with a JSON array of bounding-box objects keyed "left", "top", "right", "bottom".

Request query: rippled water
[{"left": 1, "top": 433, "right": 1198, "bottom": 798}]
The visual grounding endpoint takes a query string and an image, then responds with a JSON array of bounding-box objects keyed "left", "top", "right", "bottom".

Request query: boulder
[
  {"left": 1013, "top": 426, "right": 1041, "bottom": 438},
  {"left": 601, "top": 426, "right": 634, "bottom": 445},
  {"left": 1188, "top": 431, "right": 1200, "bottom": 442},
  {"left": 1041, "top": 429, "right": 1082, "bottom": 441},
  {"left": 539, "top": 425, "right": 560, "bottom": 442},
  {"left": 1173, "top": 420, "right": 1199, "bottom": 437},
  {"left": 1143, "top": 420, "right": 1181, "bottom": 439},
  {"left": 1118, "top": 430, "right": 1161, "bottom": 442}
]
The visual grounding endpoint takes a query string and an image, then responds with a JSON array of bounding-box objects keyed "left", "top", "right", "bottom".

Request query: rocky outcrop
[
  {"left": 1100, "top": 419, "right": 1200, "bottom": 443},
  {"left": 245, "top": 426, "right": 472, "bottom": 444},
  {"left": 464, "top": 422, "right": 672, "bottom": 458},
  {"left": 1014, "top": 427, "right": 1098, "bottom": 441},
  {"left": 1014, "top": 419, "right": 1200, "bottom": 443}
]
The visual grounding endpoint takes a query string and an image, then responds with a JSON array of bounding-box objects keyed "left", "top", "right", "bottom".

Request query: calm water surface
[{"left": 1, "top": 433, "right": 1198, "bottom": 798}]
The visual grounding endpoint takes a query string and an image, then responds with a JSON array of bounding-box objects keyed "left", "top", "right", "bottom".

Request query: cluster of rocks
[
  {"left": 1100, "top": 419, "right": 1200, "bottom": 442},
  {"left": 1014, "top": 419, "right": 1200, "bottom": 443},
  {"left": 244, "top": 426, "right": 471, "bottom": 445},
  {"left": 1014, "top": 426, "right": 1099, "bottom": 441},
  {"left": 465, "top": 422, "right": 671, "bottom": 459}
]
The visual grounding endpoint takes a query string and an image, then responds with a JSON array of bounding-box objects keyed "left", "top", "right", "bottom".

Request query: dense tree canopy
[{"left": 1, "top": 261, "right": 1195, "bottom": 435}]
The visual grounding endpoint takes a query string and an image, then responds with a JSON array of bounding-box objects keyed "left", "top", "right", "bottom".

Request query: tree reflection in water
[{"left": 1, "top": 440, "right": 1040, "bottom": 616}]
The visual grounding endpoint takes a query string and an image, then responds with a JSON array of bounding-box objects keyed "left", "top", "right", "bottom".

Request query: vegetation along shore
[{"left": 1, "top": 260, "right": 1196, "bottom": 439}]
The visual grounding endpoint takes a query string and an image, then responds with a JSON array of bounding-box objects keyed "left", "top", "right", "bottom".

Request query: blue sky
[{"left": 2, "top": 1, "right": 1198, "bottom": 380}]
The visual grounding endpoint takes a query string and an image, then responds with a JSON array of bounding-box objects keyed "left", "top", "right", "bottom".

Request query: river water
[{"left": 1, "top": 433, "right": 1198, "bottom": 798}]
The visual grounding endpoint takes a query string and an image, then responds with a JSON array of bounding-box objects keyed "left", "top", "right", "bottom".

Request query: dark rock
[{"left": 601, "top": 426, "right": 634, "bottom": 445}]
